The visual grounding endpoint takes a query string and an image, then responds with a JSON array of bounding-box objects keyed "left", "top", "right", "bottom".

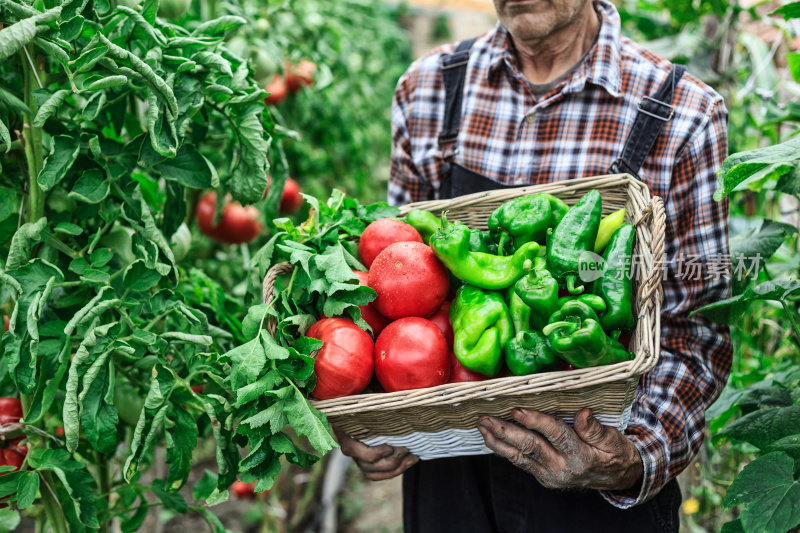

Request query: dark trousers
[{"left": 402, "top": 454, "right": 681, "bottom": 533}]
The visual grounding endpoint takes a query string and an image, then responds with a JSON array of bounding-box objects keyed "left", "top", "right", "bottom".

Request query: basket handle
[
  {"left": 262, "top": 261, "right": 295, "bottom": 336},
  {"left": 637, "top": 195, "right": 665, "bottom": 310}
]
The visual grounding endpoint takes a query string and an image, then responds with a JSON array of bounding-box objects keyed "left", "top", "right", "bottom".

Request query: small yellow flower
[{"left": 682, "top": 497, "right": 700, "bottom": 515}]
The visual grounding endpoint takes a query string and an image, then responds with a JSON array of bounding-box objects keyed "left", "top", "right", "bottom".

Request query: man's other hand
[
  {"left": 477, "top": 408, "right": 643, "bottom": 491},
  {"left": 334, "top": 428, "right": 419, "bottom": 481}
]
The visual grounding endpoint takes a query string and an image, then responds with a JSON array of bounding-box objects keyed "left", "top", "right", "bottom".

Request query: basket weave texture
[{"left": 263, "top": 174, "right": 665, "bottom": 457}]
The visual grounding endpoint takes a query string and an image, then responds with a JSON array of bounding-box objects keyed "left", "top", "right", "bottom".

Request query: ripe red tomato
[
  {"left": 279, "top": 178, "right": 303, "bottom": 214},
  {"left": 285, "top": 60, "right": 316, "bottom": 92},
  {"left": 196, "top": 191, "right": 262, "bottom": 245},
  {"left": 426, "top": 301, "right": 453, "bottom": 348},
  {"left": 353, "top": 271, "right": 389, "bottom": 336},
  {"left": 0, "top": 437, "right": 27, "bottom": 473},
  {"left": 190, "top": 385, "right": 205, "bottom": 394},
  {"left": 307, "top": 318, "right": 374, "bottom": 400},
  {"left": 0, "top": 398, "right": 22, "bottom": 426},
  {"left": 374, "top": 318, "right": 449, "bottom": 392},
  {"left": 368, "top": 242, "right": 449, "bottom": 319},
  {"left": 264, "top": 74, "right": 289, "bottom": 106},
  {"left": 448, "top": 351, "right": 488, "bottom": 383},
  {"left": 231, "top": 480, "right": 258, "bottom": 499},
  {"left": 358, "top": 219, "right": 423, "bottom": 268},
  {"left": 55, "top": 426, "right": 64, "bottom": 437}
]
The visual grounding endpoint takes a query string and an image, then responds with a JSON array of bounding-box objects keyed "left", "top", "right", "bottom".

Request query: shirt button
[{"left": 525, "top": 113, "right": 536, "bottom": 124}]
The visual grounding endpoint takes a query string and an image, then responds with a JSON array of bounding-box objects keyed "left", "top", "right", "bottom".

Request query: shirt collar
[{"left": 485, "top": 0, "right": 621, "bottom": 98}]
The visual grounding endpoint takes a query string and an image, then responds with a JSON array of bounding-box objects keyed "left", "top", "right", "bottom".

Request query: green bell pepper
[
  {"left": 556, "top": 294, "right": 607, "bottom": 313},
  {"left": 405, "top": 209, "right": 441, "bottom": 244},
  {"left": 514, "top": 257, "right": 559, "bottom": 331},
  {"left": 546, "top": 189, "right": 602, "bottom": 295},
  {"left": 469, "top": 228, "right": 498, "bottom": 254},
  {"left": 505, "top": 330, "right": 559, "bottom": 376},
  {"left": 488, "top": 194, "right": 552, "bottom": 251},
  {"left": 542, "top": 193, "right": 569, "bottom": 228},
  {"left": 451, "top": 285, "right": 513, "bottom": 376},
  {"left": 542, "top": 300, "right": 633, "bottom": 368},
  {"left": 594, "top": 223, "right": 636, "bottom": 332},
  {"left": 430, "top": 215, "right": 540, "bottom": 290}
]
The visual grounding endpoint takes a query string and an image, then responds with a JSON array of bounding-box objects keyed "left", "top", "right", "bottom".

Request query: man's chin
[{"left": 502, "top": 14, "right": 558, "bottom": 41}]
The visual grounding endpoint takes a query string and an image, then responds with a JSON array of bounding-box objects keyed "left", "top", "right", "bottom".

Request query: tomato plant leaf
[
  {"left": 0, "top": 508, "right": 20, "bottom": 531},
  {"left": 165, "top": 407, "right": 198, "bottom": 491},
  {"left": 6, "top": 217, "right": 46, "bottom": 270},
  {"left": 68, "top": 169, "right": 110, "bottom": 204},
  {"left": 192, "top": 15, "right": 247, "bottom": 36},
  {"left": 38, "top": 135, "right": 80, "bottom": 191},
  {"left": 724, "top": 452, "right": 800, "bottom": 533},
  {"left": 0, "top": 17, "right": 39, "bottom": 61},
  {"left": 152, "top": 479, "right": 188, "bottom": 513},
  {"left": 0, "top": 118, "right": 10, "bottom": 153},
  {"left": 32, "top": 89, "right": 69, "bottom": 127},
  {"left": 16, "top": 471, "right": 39, "bottom": 509},
  {"left": 155, "top": 144, "right": 213, "bottom": 188}
]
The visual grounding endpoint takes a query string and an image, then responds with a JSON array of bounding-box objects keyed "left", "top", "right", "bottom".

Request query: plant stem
[
  {"left": 96, "top": 453, "right": 111, "bottom": 533},
  {"left": 780, "top": 299, "right": 800, "bottom": 346},
  {"left": 39, "top": 472, "right": 69, "bottom": 533},
  {"left": 21, "top": 45, "right": 45, "bottom": 224}
]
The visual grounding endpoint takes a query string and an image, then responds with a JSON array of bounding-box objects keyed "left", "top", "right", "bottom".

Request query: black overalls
[{"left": 401, "top": 39, "right": 685, "bottom": 533}]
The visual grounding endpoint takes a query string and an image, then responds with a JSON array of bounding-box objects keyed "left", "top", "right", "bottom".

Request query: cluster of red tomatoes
[
  {"left": 264, "top": 60, "right": 316, "bottom": 106},
  {"left": 309, "top": 219, "right": 486, "bottom": 401},
  {"left": 196, "top": 178, "right": 303, "bottom": 245},
  {"left": 0, "top": 397, "right": 26, "bottom": 474}
]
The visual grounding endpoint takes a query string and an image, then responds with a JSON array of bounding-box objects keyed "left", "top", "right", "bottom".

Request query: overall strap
[
  {"left": 609, "top": 64, "right": 686, "bottom": 178},
  {"left": 438, "top": 37, "right": 477, "bottom": 148}
]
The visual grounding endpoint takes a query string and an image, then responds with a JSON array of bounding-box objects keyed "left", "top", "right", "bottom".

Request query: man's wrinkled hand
[
  {"left": 334, "top": 428, "right": 419, "bottom": 481},
  {"left": 477, "top": 408, "right": 643, "bottom": 491}
]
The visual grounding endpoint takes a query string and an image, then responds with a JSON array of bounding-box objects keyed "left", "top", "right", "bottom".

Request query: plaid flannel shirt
[{"left": 388, "top": 0, "right": 732, "bottom": 508}]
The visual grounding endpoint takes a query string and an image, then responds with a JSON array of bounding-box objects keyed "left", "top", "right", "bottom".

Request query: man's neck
[{"left": 510, "top": 3, "right": 601, "bottom": 86}]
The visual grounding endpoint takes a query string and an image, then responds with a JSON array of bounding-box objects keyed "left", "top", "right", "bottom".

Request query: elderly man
[{"left": 337, "top": 0, "right": 732, "bottom": 531}]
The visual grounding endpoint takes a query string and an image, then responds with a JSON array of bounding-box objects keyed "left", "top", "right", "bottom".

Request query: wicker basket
[{"left": 263, "top": 174, "right": 665, "bottom": 460}]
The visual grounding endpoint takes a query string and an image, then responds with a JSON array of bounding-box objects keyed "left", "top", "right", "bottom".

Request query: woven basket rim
[{"left": 262, "top": 174, "right": 665, "bottom": 417}]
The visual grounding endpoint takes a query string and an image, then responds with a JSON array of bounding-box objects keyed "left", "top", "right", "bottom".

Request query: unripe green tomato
[
  {"left": 226, "top": 35, "right": 249, "bottom": 61},
  {"left": 255, "top": 17, "right": 270, "bottom": 34},
  {"left": 157, "top": 0, "right": 191, "bottom": 19},
  {"left": 100, "top": 225, "right": 135, "bottom": 266},
  {"left": 46, "top": 187, "right": 77, "bottom": 213},
  {"left": 169, "top": 223, "right": 192, "bottom": 263},
  {"left": 114, "top": 376, "right": 145, "bottom": 426}
]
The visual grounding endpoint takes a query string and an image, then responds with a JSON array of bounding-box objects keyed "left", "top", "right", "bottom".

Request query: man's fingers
[
  {"left": 478, "top": 425, "right": 548, "bottom": 476},
  {"left": 573, "top": 408, "right": 610, "bottom": 446},
  {"left": 356, "top": 447, "right": 413, "bottom": 473},
  {"left": 363, "top": 454, "right": 420, "bottom": 481},
  {"left": 479, "top": 416, "right": 561, "bottom": 466},
  {"left": 510, "top": 409, "right": 581, "bottom": 456},
  {"left": 334, "top": 429, "right": 399, "bottom": 463}
]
